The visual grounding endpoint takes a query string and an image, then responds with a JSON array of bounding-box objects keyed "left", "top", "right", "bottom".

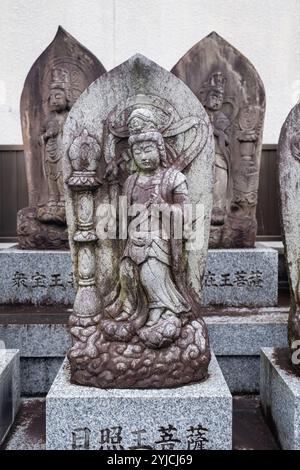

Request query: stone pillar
[{"left": 66, "top": 130, "right": 102, "bottom": 363}]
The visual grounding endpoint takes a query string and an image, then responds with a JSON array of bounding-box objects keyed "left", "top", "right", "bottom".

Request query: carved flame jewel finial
[{"left": 68, "top": 129, "right": 101, "bottom": 190}]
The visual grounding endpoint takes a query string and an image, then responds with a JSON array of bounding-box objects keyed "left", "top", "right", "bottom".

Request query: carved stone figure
[
  {"left": 17, "top": 26, "right": 106, "bottom": 249},
  {"left": 171, "top": 32, "right": 265, "bottom": 248},
  {"left": 201, "top": 72, "right": 230, "bottom": 226},
  {"left": 278, "top": 102, "right": 300, "bottom": 374},
  {"left": 63, "top": 54, "right": 215, "bottom": 388}
]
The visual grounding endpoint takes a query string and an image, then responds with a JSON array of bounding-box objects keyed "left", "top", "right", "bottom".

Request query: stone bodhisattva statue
[
  {"left": 278, "top": 102, "right": 300, "bottom": 374},
  {"left": 201, "top": 72, "right": 230, "bottom": 226},
  {"left": 104, "top": 110, "right": 199, "bottom": 348},
  {"left": 18, "top": 26, "right": 105, "bottom": 249},
  {"left": 63, "top": 55, "right": 215, "bottom": 388},
  {"left": 37, "top": 68, "right": 71, "bottom": 224},
  {"left": 172, "top": 32, "right": 265, "bottom": 248}
]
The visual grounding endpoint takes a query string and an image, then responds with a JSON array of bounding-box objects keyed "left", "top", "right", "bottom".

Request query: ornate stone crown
[
  {"left": 50, "top": 67, "right": 71, "bottom": 92},
  {"left": 205, "top": 72, "right": 226, "bottom": 94}
]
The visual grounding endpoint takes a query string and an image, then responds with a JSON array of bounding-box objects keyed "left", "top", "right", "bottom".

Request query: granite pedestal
[
  {"left": 0, "top": 244, "right": 75, "bottom": 305},
  {"left": 260, "top": 347, "right": 300, "bottom": 450},
  {"left": 0, "top": 349, "right": 20, "bottom": 444},
  {"left": 203, "top": 244, "right": 278, "bottom": 307},
  {"left": 46, "top": 353, "right": 232, "bottom": 450},
  {"left": 0, "top": 243, "right": 277, "bottom": 307}
]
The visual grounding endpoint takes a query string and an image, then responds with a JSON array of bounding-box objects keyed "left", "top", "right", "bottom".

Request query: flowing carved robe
[{"left": 121, "top": 167, "right": 192, "bottom": 316}]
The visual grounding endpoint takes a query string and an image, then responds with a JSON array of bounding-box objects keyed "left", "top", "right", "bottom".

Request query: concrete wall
[{"left": 0, "top": 0, "right": 299, "bottom": 145}]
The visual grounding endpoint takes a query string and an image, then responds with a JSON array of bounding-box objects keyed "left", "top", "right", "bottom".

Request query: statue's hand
[
  {"left": 45, "top": 129, "right": 58, "bottom": 139},
  {"left": 104, "top": 161, "right": 118, "bottom": 181},
  {"left": 130, "top": 232, "right": 148, "bottom": 246},
  {"left": 150, "top": 194, "right": 170, "bottom": 215},
  {"left": 150, "top": 194, "right": 167, "bottom": 207},
  {"left": 152, "top": 194, "right": 164, "bottom": 204},
  {"left": 38, "top": 135, "right": 45, "bottom": 146}
]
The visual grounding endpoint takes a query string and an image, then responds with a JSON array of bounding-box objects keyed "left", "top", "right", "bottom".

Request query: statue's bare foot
[
  {"left": 146, "top": 308, "right": 163, "bottom": 327},
  {"left": 138, "top": 312, "right": 181, "bottom": 349},
  {"left": 101, "top": 318, "right": 135, "bottom": 342},
  {"left": 115, "top": 310, "right": 133, "bottom": 321}
]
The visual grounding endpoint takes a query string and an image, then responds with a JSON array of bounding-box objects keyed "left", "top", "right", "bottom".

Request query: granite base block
[
  {"left": 260, "top": 347, "right": 300, "bottom": 450},
  {"left": 0, "top": 349, "right": 20, "bottom": 444},
  {"left": 0, "top": 245, "right": 75, "bottom": 305},
  {"left": 203, "top": 245, "right": 278, "bottom": 307},
  {"left": 21, "top": 357, "right": 63, "bottom": 396},
  {"left": 0, "top": 243, "right": 277, "bottom": 307},
  {"left": 218, "top": 356, "right": 260, "bottom": 394},
  {"left": 46, "top": 353, "right": 232, "bottom": 450}
]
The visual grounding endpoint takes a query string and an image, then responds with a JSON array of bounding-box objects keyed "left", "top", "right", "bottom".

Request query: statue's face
[
  {"left": 205, "top": 91, "right": 223, "bottom": 111},
  {"left": 132, "top": 140, "right": 160, "bottom": 172},
  {"left": 49, "top": 88, "right": 67, "bottom": 112}
]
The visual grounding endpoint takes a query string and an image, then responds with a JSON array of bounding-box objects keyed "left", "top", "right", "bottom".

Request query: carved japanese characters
[
  {"left": 278, "top": 102, "right": 300, "bottom": 374},
  {"left": 17, "top": 26, "right": 106, "bottom": 249},
  {"left": 63, "top": 54, "right": 215, "bottom": 388},
  {"left": 171, "top": 32, "right": 265, "bottom": 248}
]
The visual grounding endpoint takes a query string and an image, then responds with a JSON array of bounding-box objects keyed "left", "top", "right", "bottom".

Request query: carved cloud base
[
  {"left": 17, "top": 207, "right": 69, "bottom": 250},
  {"left": 288, "top": 307, "right": 300, "bottom": 376},
  {"left": 68, "top": 313, "right": 211, "bottom": 389}
]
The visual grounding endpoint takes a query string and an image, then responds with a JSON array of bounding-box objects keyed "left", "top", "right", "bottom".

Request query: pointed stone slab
[
  {"left": 278, "top": 102, "right": 300, "bottom": 372},
  {"left": 18, "top": 26, "right": 106, "bottom": 249},
  {"left": 63, "top": 54, "right": 215, "bottom": 388},
  {"left": 172, "top": 32, "right": 266, "bottom": 248}
]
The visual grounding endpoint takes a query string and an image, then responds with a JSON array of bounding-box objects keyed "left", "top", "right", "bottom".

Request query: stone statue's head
[
  {"left": 128, "top": 131, "right": 168, "bottom": 171},
  {"left": 203, "top": 72, "right": 226, "bottom": 112},
  {"left": 48, "top": 67, "right": 72, "bottom": 112},
  {"left": 205, "top": 89, "right": 224, "bottom": 112}
]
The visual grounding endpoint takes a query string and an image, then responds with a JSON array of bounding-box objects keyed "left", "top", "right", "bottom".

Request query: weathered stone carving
[
  {"left": 171, "top": 32, "right": 265, "bottom": 248},
  {"left": 18, "top": 26, "right": 106, "bottom": 249},
  {"left": 278, "top": 102, "right": 300, "bottom": 374},
  {"left": 63, "top": 54, "right": 214, "bottom": 388}
]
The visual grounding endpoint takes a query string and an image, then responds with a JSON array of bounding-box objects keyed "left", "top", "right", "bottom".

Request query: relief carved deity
[
  {"left": 18, "top": 26, "right": 106, "bottom": 249},
  {"left": 37, "top": 68, "right": 71, "bottom": 224},
  {"left": 171, "top": 32, "right": 266, "bottom": 248},
  {"left": 278, "top": 102, "right": 300, "bottom": 375},
  {"left": 103, "top": 108, "right": 201, "bottom": 349},
  {"left": 201, "top": 72, "right": 231, "bottom": 226},
  {"left": 63, "top": 55, "right": 214, "bottom": 388}
]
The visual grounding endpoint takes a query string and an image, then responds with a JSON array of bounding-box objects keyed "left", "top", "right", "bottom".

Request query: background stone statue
[
  {"left": 278, "top": 102, "right": 300, "bottom": 374},
  {"left": 18, "top": 26, "right": 106, "bottom": 249},
  {"left": 171, "top": 31, "right": 266, "bottom": 248},
  {"left": 201, "top": 71, "right": 230, "bottom": 226},
  {"left": 63, "top": 54, "right": 215, "bottom": 388}
]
